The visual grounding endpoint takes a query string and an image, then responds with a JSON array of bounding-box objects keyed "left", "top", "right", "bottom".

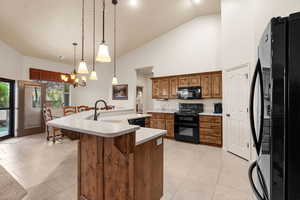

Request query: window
[{"left": 44, "top": 81, "right": 70, "bottom": 108}]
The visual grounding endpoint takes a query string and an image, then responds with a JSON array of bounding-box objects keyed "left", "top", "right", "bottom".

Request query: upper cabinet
[
  {"left": 188, "top": 75, "right": 201, "bottom": 87},
  {"left": 151, "top": 71, "right": 222, "bottom": 99},
  {"left": 159, "top": 78, "right": 170, "bottom": 99},
  {"left": 169, "top": 77, "right": 178, "bottom": 99},
  {"left": 178, "top": 76, "right": 189, "bottom": 87},
  {"left": 211, "top": 72, "right": 222, "bottom": 98},
  {"left": 200, "top": 73, "right": 212, "bottom": 98}
]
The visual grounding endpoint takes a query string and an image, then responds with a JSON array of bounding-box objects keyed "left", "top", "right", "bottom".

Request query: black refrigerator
[{"left": 249, "top": 12, "right": 300, "bottom": 200}]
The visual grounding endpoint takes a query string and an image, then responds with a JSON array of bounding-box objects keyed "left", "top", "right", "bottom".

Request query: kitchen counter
[
  {"left": 48, "top": 108, "right": 165, "bottom": 200},
  {"left": 136, "top": 128, "right": 166, "bottom": 145},
  {"left": 47, "top": 109, "right": 152, "bottom": 138},
  {"left": 147, "top": 109, "right": 178, "bottom": 114},
  {"left": 199, "top": 112, "right": 223, "bottom": 116}
]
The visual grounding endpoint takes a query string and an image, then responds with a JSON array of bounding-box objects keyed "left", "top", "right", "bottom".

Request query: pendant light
[
  {"left": 96, "top": 0, "right": 111, "bottom": 63},
  {"left": 90, "top": 0, "right": 98, "bottom": 80},
  {"left": 78, "top": 0, "right": 89, "bottom": 74},
  {"left": 112, "top": 0, "right": 118, "bottom": 85},
  {"left": 71, "top": 43, "right": 78, "bottom": 80}
]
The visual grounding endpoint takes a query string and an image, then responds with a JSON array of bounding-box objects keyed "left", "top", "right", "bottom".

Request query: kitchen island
[{"left": 48, "top": 109, "right": 166, "bottom": 200}]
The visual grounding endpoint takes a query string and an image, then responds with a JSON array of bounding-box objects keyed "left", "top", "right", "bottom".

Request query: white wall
[
  {"left": 71, "top": 63, "right": 112, "bottom": 106},
  {"left": 22, "top": 56, "right": 73, "bottom": 80},
  {"left": 0, "top": 41, "right": 23, "bottom": 80},
  {"left": 108, "top": 15, "right": 222, "bottom": 109}
]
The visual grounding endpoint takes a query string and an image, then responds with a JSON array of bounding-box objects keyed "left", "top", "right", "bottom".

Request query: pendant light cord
[
  {"left": 81, "top": 0, "right": 85, "bottom": 61},
  {"left": 102, "top": 0, "right": 105, "bottom": 43},
  {"left": 114, "top": 3, "right": 117, "bottom": 77},
  {"left": 73, "top": 43, "right": 77, "bottom": 70},
  {"left": 93, "top": 0, "right": 96, "bottom": 70}
]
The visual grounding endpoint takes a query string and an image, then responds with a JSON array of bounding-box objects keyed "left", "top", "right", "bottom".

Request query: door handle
[
  {"left": 249, "top": 59, "right": 264, "bottom": 156},
  {"left": 248, "top": 161, "right": 268, "bottom": 200}
]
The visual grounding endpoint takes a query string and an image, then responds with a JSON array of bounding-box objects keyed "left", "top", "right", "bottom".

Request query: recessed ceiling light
[
  {"left": 192, "top": 0, "right": 202, "bottom": 4},
  {"left": 129, "top": 0, "right": 138, "bottom": 7}
]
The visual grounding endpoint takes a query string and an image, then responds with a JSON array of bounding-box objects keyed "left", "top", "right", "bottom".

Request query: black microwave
[{"left": 177, "top": 87, "right": 202, "bottom": 100}]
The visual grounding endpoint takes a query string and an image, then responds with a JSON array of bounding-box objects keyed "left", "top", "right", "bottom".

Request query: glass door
[{"left": 0, "top": 78, "right": 15, "bottom": 139}]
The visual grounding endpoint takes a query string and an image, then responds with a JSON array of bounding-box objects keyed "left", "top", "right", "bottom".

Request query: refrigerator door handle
[
  {"left": 249, "top": 59, "right": 265, "bottom": 155},
  {"left": 248, "top": 161, "right": 267, "bottom": 200}
]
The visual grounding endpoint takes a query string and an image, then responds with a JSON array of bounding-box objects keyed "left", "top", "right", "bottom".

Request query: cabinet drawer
[
  {"left": 149, "top": 113, "right": 165, "bottom": 119},
  {"left": 200, "top": 135, "right": 222, "bottom": 145},
  {"left": 200, "top": 128, "right": 221, "bottom": 137},
  {"left": 200, "top": 122, "right": 221, "bottom": 129},
  {"left": 200, "top": 116, "right": 222, "bottom": 123},
  {"left": 165, "top": 114, "right": 174, "bottom": 120}
]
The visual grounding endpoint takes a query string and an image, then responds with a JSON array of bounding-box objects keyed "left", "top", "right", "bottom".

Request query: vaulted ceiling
[{"left": 0, "top": 0, "right": 220, "bottom": 65}]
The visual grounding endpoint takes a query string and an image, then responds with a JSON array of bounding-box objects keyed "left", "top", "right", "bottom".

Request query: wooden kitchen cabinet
[
  {"left": 159, "top": 78, "right": 170, "bottom": 99},
  {"left": 151, "top": 71, "right": 222, "bottom": 99},
  {"left": 148, "top": 113, "right": 175, "bottom": 138},
  {"left": 211, "top": 72, "right": 222, "bottom": 98},
  {"left": 178, "top": 76, "right": 189, "bottom": 87},
  {"left": 200, "top": 73, "right": 212, "bottom": 98},
  {"left": 188, "top": 75, "right": 201, "bottom": 87},
  {"left": 169, "top": 77, "right": 178, "bottom": 99},
  {"left": 199, "top": 115, "right": 222, "bottom": 147},
  {"left": 152, "top": 79, "right": 160, "bottom": 99}
]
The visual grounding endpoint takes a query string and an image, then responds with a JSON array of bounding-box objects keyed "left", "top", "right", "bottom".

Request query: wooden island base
[{"left": 76, "top": 131, "right": 163, "bottom": 200}]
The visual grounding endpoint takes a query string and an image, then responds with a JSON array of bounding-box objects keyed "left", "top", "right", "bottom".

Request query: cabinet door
[
  {"left": 169, "top": 77, "right": 178, "bottom": 99},
  {"left": 211, "top": 72, "right": 222, "bottom": 98},
  {"left": 200, "top": 74, "right": 212, "bottom": 98},
  {"left": 152, "top": 79, "right": 160, "bottom": 99},
  {"left": 159, "top": 79, "right": 170, "bottom": 99},
  {"left": 166, "top": 119, "right": 174, "bottom": 138},
  {"left": 188, "top": 75, "right": 201, "bottom": 87},
  {"left": 156, "top": 119, "right": 166, "bottom": 130},
  {"left": 150, "top": 119, "right": 158, "bottom": 129},
  {"left": 178, "top": 76, "right": 189, "bottom": 87}
]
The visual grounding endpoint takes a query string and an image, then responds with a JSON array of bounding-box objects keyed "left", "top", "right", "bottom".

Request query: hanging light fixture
[
  {"left": 112, "top": 0, "right": 118, "bottom": 85},
  {"left": 71, "top": 43, "right": 78, "bottom": 80},
  {"left": 90, "top": 0, "right": 98, "bottom": 80},
  {"left": 78, "top": 0, "right": 89, "bottom": 74},
  {"left": 96, "top": 0, "right": 111, "bottom": 63}
]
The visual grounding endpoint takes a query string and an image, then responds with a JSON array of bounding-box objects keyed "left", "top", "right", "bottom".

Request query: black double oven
[{"left": 174, "top": 103, "right": 203, "bottom": 144}]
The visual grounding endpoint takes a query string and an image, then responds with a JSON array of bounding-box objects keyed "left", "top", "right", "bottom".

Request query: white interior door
[{"left": 224, "top": 65, "right": 251, "bottom": 160}]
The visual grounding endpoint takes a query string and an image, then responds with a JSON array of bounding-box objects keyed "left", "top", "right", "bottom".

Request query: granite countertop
[
  {"left": 47, "top": 109, "right": 166, "bottom": 143},
  {"left": 147, "top": 109, "right": 178, "bottom": 114},
  {"left": 198, "top": 112, "right": 223, "bottom": 116},
  {"left": 135, "top": 128, "right": 167, "bottom": 146}
]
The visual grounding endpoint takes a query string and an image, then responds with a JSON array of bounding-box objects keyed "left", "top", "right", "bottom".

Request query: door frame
[
  {"left": 0, "top": 78, "right": 15, "bottom": 140},
  {"left": 18, "top": 81, "right": 46, "bottom": 137},
  {"left": 223, "top": 63, "right": 252, "bottom": 160}
]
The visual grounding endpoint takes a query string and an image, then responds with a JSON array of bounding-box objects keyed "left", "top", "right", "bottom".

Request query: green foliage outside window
[{"left": 0, "top": 82, "right": 9, "bottom": 108}]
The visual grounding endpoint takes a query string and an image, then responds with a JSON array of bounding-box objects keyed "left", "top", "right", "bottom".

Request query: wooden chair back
[
  {"left": 43, "top": 105, "right": 53, "bottom": 123},
  {"left": 63, "top": 106, "right": 77, "bottom": 116},
  {"left": 77, "top": 105, "right": 89, "bottom": 112}
]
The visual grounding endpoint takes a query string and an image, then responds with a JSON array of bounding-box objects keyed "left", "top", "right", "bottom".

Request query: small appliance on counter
[
  {"left": 177, "top": 86, "right": 201, "bottom": 100},
  {"left": 174, "top": 103, "right": 203, "bottom": 144},
  {"left": 214, "top": 103, "right": 222, "bottom": 114}
]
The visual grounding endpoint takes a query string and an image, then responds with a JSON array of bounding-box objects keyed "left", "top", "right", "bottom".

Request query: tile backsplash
[{"left": 152, "top": 99, "right": 222, "bottom": 113}]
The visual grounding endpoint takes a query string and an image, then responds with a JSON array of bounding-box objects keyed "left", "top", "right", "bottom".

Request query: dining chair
[
  {"left": 63, "top": 105, "right": 77, "bottom": 116},
  {"left": 43, "top": 105, "right": 62, "bottom": 143}
]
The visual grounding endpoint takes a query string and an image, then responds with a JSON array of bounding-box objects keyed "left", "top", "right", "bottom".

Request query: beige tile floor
[{"left": 0, "top": 134, "right": 251, "bottom": 200}]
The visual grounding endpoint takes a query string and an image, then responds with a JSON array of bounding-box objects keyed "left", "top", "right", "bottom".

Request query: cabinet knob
[{"left": 226, "top": 114, "right": 230, "bottom": 117}]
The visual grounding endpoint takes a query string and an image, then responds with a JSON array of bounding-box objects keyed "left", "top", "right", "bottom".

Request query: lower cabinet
[
  {"left": 199, "top": 115, "right": 222, "bottom": 147},
  {"left": 148, "top": 113, "right": 175, "bottom": 138}
]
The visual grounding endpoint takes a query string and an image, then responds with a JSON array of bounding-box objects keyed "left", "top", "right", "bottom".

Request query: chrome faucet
[{"left": 94, "top": 99, "right": 109, "bottom": 121}]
